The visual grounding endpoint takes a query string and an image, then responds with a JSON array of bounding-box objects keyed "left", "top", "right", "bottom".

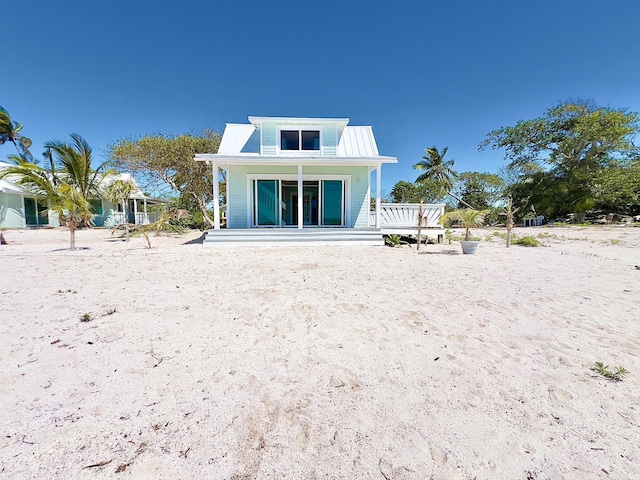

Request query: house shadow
[
  {"left": 418, "top": 249, "right": 460, "bottom": 255},
  {"left": 183, "top": 233, "right": 206, "bottom": 245}
]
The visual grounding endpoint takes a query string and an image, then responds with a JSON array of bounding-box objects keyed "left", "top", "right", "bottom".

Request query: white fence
[
  {"left": 370, "top": 203, "right": 445, "bottom": 235},
  {"left": 113, "top": 212, "right": 162, "bottom": 225}
]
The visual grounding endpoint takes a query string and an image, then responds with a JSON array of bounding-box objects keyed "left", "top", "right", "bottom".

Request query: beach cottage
[
  {"left": 0, "top": 162, "right": 166, "bottom": 229},
  {"left": 196, "top": 116, "right": 402, "bottom": 245}
]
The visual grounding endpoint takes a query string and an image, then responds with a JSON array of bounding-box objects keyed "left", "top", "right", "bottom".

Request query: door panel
[{"left": 322, "top": 180, "right": 343, "bottom": 226}]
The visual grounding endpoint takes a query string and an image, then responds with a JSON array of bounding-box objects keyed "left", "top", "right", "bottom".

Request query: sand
[{"left": 1, "top": 225, "right": 639, "bottom": 479}]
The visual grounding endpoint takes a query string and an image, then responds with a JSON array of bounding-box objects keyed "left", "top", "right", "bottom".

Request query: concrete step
[{"left": 203, "top": 228, "right": 384, "bottom": 246}]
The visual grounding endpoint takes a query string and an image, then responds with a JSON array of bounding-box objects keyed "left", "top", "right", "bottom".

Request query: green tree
[
  {"left": 0, "top": 155, "right": 94, "bottom": 249},
  {"left": 103, "top": 178, "right": 137, "bottom": 241},
  {"left": 592, "top": 159, "right": 640, "bottom": 215},
  {"left": 480, "top": 99, "right": 639, "bottom": 218},
  {"left": 390, "top": 179, "right": 446, "bottom": 203},
  {"left": 107, "top": 130, "right": 222, "bottom": 228},
  {"left": 440, "top": 208, "right": 490, "bottom": 241},
  {"left": 414, "top": 146, "right": 457, "bottom": 190},
  {"left": 45, "top": 133, "right": 109, "bottom": 201},
  {"left": 453, "top": 172, "right": 504, "bottom": 209},
  {"left": 0, "top": 106, "right": 33, "bottom": 160}
]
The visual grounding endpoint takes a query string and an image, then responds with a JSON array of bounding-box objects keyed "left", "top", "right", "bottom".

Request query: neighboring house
[
  {"left": 0, "top": 163, "right": 167, "bottom": 228},
  {"left": 195, "top": 116, "right": 444, "bottom": 246},
  {"left": 97, "top": 174, "right": 169, "bottom": 227},
  {"left": 0, "top": 161, "right": 59, "bottom": 228}
]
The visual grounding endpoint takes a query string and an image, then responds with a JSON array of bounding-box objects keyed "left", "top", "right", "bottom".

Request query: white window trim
[
  {"left": 276, "top": 126, "right": 323, "bottom": 155},
  {"left": 246, "top": 173, "right": 350, "bottom": 228}
]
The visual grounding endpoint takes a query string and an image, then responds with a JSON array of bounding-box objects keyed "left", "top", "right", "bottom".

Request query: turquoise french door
[
  {"left": 321, "top": 180, "right": 343, "bottom": 226},
  {"left": 24, "top": 198, "right": 49, "bottom": 225},
  {"left": 253, "top": 179, "right": 345, "bottom": 227},
  {"left": 255, "top": 180, "right": 279, "bottom": 226},
  {"left": 24, "top": 198, "right": 38, "bottom": 225}
]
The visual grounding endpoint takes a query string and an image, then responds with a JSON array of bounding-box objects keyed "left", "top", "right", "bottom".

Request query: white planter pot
[{"left": 460, "top": 240, "right": 480, "bottom": 254}]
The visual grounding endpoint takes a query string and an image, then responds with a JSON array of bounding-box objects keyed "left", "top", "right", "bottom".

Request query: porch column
[
  {"left": 133, "top": 198, "right": 138, "bottom": 225},
  {"left": 297, "top": 164, "right": 303, "bottom": 229},
  {"left": 212, "top": 161, "right": 221, "bottom": 230},
  {"left": 143, "top": 198, "right": 148, "bottom": 224},
  {"left": 375, "top": 165, "right": 382, "bottom": 228}
]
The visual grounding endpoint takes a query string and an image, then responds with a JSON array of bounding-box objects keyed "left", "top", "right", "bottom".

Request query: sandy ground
[{"left": 1, "top": 225, "right": 639, "bottom": 479}]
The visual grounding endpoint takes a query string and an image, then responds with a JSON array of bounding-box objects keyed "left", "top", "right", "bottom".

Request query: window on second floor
[{"left": 280, "top": 130, "right": 320, "bottom": 151}]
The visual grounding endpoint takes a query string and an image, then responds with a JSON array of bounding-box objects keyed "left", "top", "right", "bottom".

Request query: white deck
[{"left": 371, "top": 203, "right": 445, "bottom": 238}]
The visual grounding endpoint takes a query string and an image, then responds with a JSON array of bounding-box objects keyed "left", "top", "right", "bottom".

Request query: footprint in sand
[{"left": 429, "top": 445, "right": 448, "bottom": 465}]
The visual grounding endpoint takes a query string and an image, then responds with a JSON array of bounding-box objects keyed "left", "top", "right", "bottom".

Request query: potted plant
[{"left": 441, "top": 208, "right": 489, "bottom": 254}]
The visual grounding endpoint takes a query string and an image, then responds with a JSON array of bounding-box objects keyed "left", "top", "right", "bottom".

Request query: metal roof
[
  {"left": 337, "top": 126, "right": 380, "bottom": 157},
  {"left": 0, "top": 178, "right": 27, "bottom": 194},
  {"left": 211, "top": 117, "right": 393, "bottom": 162},
  {"left": 248, "top": 116, "right": 349, "bottom": 127},
  {"left": 218, "top": 124, "right": 258, "bottom": 155},
  {"left": 0, "top": 163, "right": 29, "bottom": 194}
]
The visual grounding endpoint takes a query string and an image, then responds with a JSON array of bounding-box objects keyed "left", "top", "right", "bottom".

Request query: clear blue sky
[{"left": 3, "top": 0, "right": 639, "bottom": 194}]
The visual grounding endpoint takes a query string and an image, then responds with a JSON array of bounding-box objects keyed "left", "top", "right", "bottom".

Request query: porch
[
  {"left": 109, "top": 196, "right": 169, "bottom": 226},
  {"left": 203, "top": 203, "right": 445, "bottom": 246},
  {"left": 371, "top": 203, "right": 445, "bottom": 240}
]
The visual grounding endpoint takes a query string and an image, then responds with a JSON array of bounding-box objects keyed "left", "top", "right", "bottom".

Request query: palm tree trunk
[
  {"left": 10, "top": 139, "right": 22, "bottom": 157},
  {"left": 69, "top": 224, "right": 76, "bottom": 250},
  {"left": 448, "top": 191, "right": 475, "bottom": 209}
]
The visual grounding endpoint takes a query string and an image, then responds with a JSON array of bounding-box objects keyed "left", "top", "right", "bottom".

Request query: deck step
[{"left": 203, "top": 228, "right": 384, "bottom": 246}]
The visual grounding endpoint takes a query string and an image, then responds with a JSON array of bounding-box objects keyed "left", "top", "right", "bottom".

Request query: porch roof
[
  {"left": 194, "top": 154, "right": 397, "bottom": 165},
  {"left": 0, "top": 178, "right": 28, "bottom": 194}
]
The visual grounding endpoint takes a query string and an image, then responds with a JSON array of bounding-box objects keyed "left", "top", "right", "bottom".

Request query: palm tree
[
  {"left": 0, "top": 155, "right": 94, "bottom": 249},
  {"left": 414, "top": 146, "right": 476, "bottom": 209},
  {"left": 44, "top": 133, "right": 109, "bottom": 200},
  {"left": 103, "top": 178, "right": 137, "bottom": 241},
  {"left": 414, "top": 146, "right": 457, "bottom": 190},
  {"left": 0, "top": 106, "right": 33, "bottom": 160},
  {"left": 440, "top": 208, "right": 490, "bottom": 241}
]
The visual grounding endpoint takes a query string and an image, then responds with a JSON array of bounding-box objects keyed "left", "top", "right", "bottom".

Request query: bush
[
  {"left": 513, "top": 236, "right": 540, "bottom": 247},
  {"left": 384, "top": 234, "right": 407, "bottom": 247}
]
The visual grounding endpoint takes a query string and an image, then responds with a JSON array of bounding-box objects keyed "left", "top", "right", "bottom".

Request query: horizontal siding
[
  {"left": 322, "top": 124, "right": 337, "bottom": 156},
  {"left": 261, "top": 123, "right": 277, "bottom": 155},
  {"left": 227, "top": 165, "right": 298, "bottom": 228},
  {"left": 227, "top": 165, "right": 370, "bottom": 229},
  {"left": 0, "top": 192, "right": 25, "bottom": 228}
]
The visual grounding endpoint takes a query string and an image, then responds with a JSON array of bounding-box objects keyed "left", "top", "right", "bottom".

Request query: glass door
[
  {"left": 321, "top": 180, "right": 344, "bottom": 226},
  {"left": 254, "top": 180, "right": 280, "bottom": 226},
  {"left": 24, "top": 198, "right": 38, "bottom": 225}
]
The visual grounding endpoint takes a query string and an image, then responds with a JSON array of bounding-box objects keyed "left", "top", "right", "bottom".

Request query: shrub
[
  {"left": 592, "top": 362, "right": 629, "bottom": 382},
  {"left": 513, "top": 236, "right": 540, "bottom": 247},
  {"left": 384, "top": 234, "right": 408, "bottom": 247}
]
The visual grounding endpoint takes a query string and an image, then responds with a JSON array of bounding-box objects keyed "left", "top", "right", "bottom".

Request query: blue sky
[{"left": 2, "top": 0, "right": 639, "bottom": 194}]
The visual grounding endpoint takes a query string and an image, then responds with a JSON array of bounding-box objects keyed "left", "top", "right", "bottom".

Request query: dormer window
[{"left": 280, "top": 130, "right": 320, "bottom": 151}]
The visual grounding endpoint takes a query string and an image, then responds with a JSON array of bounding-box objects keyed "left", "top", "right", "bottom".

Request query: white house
[{"left": 195, "top": 116, "right": 444, "bottom": 246}]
